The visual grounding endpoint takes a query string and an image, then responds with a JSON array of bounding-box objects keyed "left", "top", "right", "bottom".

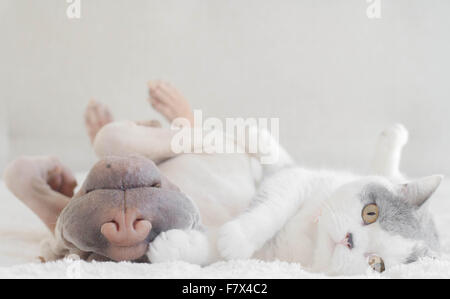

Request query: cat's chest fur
[{"left": 254, "top": 170, "right": 358, "bottom": 268}]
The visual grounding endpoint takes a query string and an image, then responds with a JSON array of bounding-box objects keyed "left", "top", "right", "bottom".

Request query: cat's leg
[
  {"left": 215, "top": 126, "right": 298, "bottom": 260},
  {"left": 217, "top": 167, "right": 311, "bottom": 260},
  {"left": 3, "top": 156, "right": 76, "bottom": 232},
  {"left": 235, "top": 125, "right": 294, "bottom": 175},
  {"left": 147, "top": 127, "right": 297, "bottom": 264},
  {"left": 370, "top": 124, "right": 409, "bottom": 179}
]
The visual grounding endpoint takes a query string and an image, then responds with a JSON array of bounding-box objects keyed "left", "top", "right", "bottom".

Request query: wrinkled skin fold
[{"left": 52, "top": 155, "right": 201, "bottom": 262}]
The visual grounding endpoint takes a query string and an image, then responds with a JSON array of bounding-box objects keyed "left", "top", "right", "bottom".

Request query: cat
[{"left": 148, "top": 124, "right": 443, "bottom": 275}]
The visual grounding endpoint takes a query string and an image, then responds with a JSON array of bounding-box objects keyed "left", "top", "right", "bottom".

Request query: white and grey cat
[{"left": 148, "top": 124, "right": 442, "bottom": 275}]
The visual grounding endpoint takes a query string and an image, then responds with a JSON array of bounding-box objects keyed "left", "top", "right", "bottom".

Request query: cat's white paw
[
  {"left": 217, "top": 221, "right": 256, "bottom": 260},
  {"left": 379, "top": 124, "right": 409, "bottom": 148},
  {"left": 148, "top": 230, "right": 186, "bottom": 263},
  {"left": 148, "top": 229, "right": 210, "bottom": 265}
]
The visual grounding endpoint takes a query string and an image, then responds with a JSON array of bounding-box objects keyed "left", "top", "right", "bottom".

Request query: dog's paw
[
  {"left": 148, "top": 229, "right": 210, "bottom": 265},
  {"left": 217, "top": 220, "right": 256, "bottom": 260}
]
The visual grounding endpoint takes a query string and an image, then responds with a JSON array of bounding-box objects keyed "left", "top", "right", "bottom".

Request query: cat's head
[{"left": 313, "top": 175, "right": 443, "bottom": 275}]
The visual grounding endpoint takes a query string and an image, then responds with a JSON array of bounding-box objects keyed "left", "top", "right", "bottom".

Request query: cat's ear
[{"left": 398, "top": 175, "right": 443, "bottom": 207}]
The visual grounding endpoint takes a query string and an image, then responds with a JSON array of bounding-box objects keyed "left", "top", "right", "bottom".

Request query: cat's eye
[
  {"left": 368, "top": 255, "right": 385, "bottom": 273},
  {"left": 362, "top": 204, "right": 379, "bottom": 225}
]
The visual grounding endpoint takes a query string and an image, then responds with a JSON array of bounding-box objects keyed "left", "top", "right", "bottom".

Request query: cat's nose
[
  {"left": 345, "top": 233, "right": 353, "bottom": 249},
  {"left": 339, "top": 233, "right": 353, "bottom": 249}
]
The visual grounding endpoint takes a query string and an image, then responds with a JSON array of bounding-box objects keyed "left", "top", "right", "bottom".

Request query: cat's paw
[
  {"left": 148, "top": 230, "right": 192, "bottom": 263},
  {"left": 217, "top": 221, "right": 256, "bottom": 260},
  {"left": 379, "top": 123, "right": 409, "bottom": 148},
  {"left": 148, "top": 229, "right": 210, "bottom": 265}
]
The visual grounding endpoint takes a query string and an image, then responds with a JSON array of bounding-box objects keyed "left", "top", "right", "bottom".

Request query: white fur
[
  {"left": 371, "top": 123, "right": 409, "bottom": 179},
  {"left": 148, "top": 229, "right": 214, "bottom": 266},
  {"left": 94, "top": 122, "right": 441, "bottom": 275}
]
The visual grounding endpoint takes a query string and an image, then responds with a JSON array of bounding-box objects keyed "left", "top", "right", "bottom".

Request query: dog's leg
[
  {"left": 148, "top": 81, "right": 194, "bottom": 127},
  {"left": 3, "top": 156, "right": 76, "bottom": 232},
  {"left": 92, "top": 121, "right": 183, "bottom": 164},
  {"left": 84, "top": 98, "right": 180, "bottom": 163},
  {"left": 84, "top": 100, "right": 114, "bottom": 144},
  {"left": 86, "top": 81, "right": 197, "bottom": 163},
  {"left": 371, "top": 124, "right": 409, "bottom": 179},
  {"left": 84, "top": 99, "right": 165, "bottom": 143}
]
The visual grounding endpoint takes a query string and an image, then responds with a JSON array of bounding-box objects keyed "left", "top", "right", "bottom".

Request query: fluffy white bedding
[{"left": 1, "top": 176, "right": 450, "bottom": 279}]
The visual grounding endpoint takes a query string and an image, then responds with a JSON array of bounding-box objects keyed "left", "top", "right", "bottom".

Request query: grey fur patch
[
  {"left": 359, "top": 184, "right": 440, "bottom": 259},
  {"left": 406, "top": 246, "right": 429, "bottom": 264}
]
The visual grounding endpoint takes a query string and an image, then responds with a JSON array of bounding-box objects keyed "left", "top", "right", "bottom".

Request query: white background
[{"left": 1, "top": 0, "right": 449, "bottom": 176}]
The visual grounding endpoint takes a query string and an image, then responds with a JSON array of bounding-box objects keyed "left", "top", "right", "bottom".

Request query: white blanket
[{"left": 1, "top": 176, "right": 450, "bottom": 279}]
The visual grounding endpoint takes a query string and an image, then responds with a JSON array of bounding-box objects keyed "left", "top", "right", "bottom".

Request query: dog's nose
[{"left": 100, "top": 209, "right": 152, "bottom": 246}]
